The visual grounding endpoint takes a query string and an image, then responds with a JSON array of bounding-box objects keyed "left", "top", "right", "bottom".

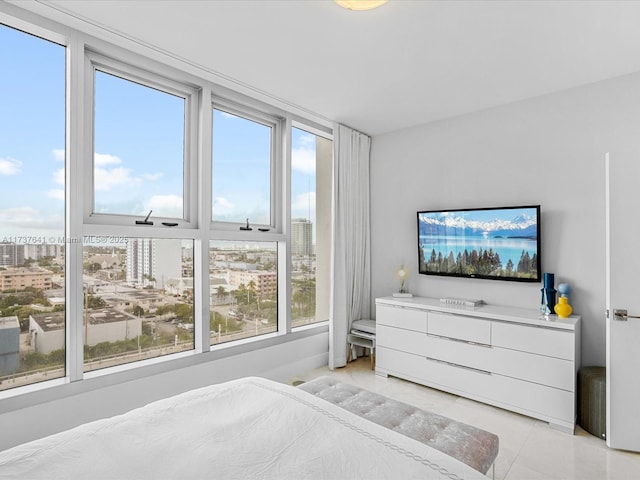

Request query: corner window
[
  {"left": 291, "top": 127, "right": 332, "bottom": 328},
  {"left": 0, "top": 24, "right": 66, "bottom": 391}
]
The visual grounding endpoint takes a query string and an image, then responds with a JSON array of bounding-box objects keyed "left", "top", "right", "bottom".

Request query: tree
[
  {"left": 517, "top": 251, "right": 532, "bottom": 274},
  {"left": 234, "top": 283, "right": 248, "bottom": 306},
  {"left": 142, "top": 274, "right": 157, "bottom": 289},
  {"left": 84, "top": 262, "right": 102, "bottom": 274},
  {"left": 85, "top": 294, "right": 106, "bottom": 309},
  {"left": 216, "top": 285, "right": 227, "bottom": 303},
  {"left": 132, "top": 305, "right": 145, "bottom": 317},
  {"left": 506, "top": 259, "right": 514, "bottom": 275},
  {"left": 174, "top": 303, "right": 193, "bottom": 323}
]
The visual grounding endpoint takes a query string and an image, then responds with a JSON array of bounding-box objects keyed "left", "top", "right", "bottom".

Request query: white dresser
[{"left": 375, "top": 296, "right": 581, "bottom": 433}]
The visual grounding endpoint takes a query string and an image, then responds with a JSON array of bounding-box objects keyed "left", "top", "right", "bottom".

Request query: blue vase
[{"left": 541, "top": 273, "right": 556, "bottom": 315}]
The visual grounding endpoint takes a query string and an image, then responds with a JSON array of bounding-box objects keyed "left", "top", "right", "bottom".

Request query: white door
[{"left": 605, "top": 152, "right": 640, "bottom": 451}]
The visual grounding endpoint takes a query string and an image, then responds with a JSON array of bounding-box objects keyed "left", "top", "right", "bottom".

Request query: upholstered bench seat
[{"left": 298, "top": 376, "right": 499, "bottom": 475}]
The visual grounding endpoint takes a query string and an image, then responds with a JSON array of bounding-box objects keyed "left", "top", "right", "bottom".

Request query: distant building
[
  {"left": 0, "top": 243, "right": 24, "bottom": 267},
  {"left": 0, "top": 267, "right": 53, "bottom": 292},
  {"left": 291, "top": 218, "right": 313, "bottom": 256},
  {"left": 0, "top": 316, "right": 20, "bottom": 376},
  {"left": 23, "top": 243, "right": 64, "bottom": 262},
  {"left": 84, "top": 308, "right": 141, "bottom": 347},
  {"left": 29, "top": 312, "right": 65, "bottom": 354},
  {"left": 164, "top": 277, "right": 194, "bottom": 297},
  {"left": 209, "top": 276, "right": 236, "bottom": 306},
  {"left": 228, "top": 270, "right": 277, "bottom": 297},
  {"left": 100, "top": 290, "right": 164, "bottom": 312},
  {"left": 29, "top": 310, "right": 142, "bottom": 354},
  {"left": 126, "top": 239, "right": 181, "bottom": 289}
]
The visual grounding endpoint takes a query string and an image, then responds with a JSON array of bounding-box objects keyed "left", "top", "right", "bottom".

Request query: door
[{"left": 605, "top": 151, "right": 640, "bottom": 451}]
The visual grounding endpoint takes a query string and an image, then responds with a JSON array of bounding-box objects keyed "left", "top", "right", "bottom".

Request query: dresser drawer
[
  {"left": 376, "top": 347, "right": 428, "bottom": 382},
  {"left": 377, "top": 304, "right": 427, "bottom": 333},
  {"left": 424, "top": 334, "right": 492, "bottom": 372},
  {"left": 492, "top": 321, "right": 574, "bottom": 360},
  {"left": 377, "top": 324, "right": 426, "bottom": 356},
  {"left": 428, "top": 311, "right": 491, "bottom": 345},
  {"left": 490, "top": 346, "right": 574, "bottom": 391},
  {"left": 422, "top": 359, "right": 575, "bottom": 425}
]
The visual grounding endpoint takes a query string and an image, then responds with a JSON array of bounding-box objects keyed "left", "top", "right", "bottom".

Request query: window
[
  {"left": 212, "top": 106, "right": 276, "bottom": 226},
  {"left": 0, "top": 24, "right": 66, "bottom": 391},
  {"left": 291, "top": 127, "right": 332, "bottom": 328},
  {"left": 88, "top": 53, "right": 197, "bottom": 223},
  {"left": 83, "top": 238, "right": 194, "bottom": 372},
  {"left": 0, "top": 7, "right": 333, "bottom": 399},
  {"left": 209, "top": 241, "right": 277, "bottom": 345}
]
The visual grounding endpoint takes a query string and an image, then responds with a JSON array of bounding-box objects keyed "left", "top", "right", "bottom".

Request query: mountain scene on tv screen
[{"left": 418, "top": 209, "right": 538, "bottom": 279}]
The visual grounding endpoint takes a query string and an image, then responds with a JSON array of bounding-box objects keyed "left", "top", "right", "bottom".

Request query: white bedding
[{"left": 0, "top": 377, "right": 486, "bottom": 480}]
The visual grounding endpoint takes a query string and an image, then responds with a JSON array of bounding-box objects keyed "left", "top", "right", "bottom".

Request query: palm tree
[{"left": 216, "top": 285, "right": 227, "bottom": 303}]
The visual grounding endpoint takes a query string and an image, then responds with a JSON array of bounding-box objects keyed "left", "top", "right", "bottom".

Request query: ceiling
[{"left": 14, "top": 0, "right": 640, "bottom": 136}]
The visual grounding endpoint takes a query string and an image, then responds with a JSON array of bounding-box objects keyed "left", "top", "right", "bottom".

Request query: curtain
[{"left": 329, "top": 124, "right": 371, "bottom": 369}]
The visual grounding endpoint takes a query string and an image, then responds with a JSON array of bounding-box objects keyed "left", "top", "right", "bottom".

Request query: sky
[{"left": 0, "top": 23, "right": 318, "bottom": 241}]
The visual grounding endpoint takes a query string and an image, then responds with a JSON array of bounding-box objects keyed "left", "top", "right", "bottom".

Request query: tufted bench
[{"left": 298, "top": 376, "right": 499, "bottom": 476}]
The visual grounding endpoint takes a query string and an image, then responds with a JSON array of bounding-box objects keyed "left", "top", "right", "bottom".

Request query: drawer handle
[
  {"left": 427, "top": 333, "right": 491, "bottom": 348},
  {"left": 426, "top": 356, "right": 492, "bottom": 375}
]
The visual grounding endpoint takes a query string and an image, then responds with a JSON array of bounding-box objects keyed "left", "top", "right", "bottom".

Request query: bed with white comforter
[{"left": 0, "top": 377, "right": 486, "bottom": 479}]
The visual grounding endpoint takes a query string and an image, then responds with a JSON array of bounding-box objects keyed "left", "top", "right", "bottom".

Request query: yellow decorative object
[{"left": 554, "top": 296, "right": 573, "bottom": 318}]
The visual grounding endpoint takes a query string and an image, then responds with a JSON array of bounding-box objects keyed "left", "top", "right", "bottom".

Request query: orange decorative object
[{"left": 554, "top": 296, "right": 573, "bottom": 318}]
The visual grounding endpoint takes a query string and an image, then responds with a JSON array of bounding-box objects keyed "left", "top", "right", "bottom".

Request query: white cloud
[
  {"left": 0, "top": 206, "right": 63, "bottom": 232},
  {"left": 292, "top": 146, "right": 316, "bottom": 175},
  {"left": 52, "top": 149, "right": 65, "bottom": 162},
  {"left": 140, "top": 172, "right": 163, "bottom": 181},
  {"left": 94, "top": 166, "right": 137, "bottom": 191},
  {"left": 146, "top": 194, "right": 183, "bottom": 218},
  {"left": 0, "top": 157, "right": 22, "bottom": 175},
  {"left": 296, "top": 132, "right": 315, "bottom": 147},
  {"left": 0, "top": 207, "right": 63, "bottom": 230},
  {"left": 92, "top": 152, "right": 163, "bottom": 192},
  {"left": 47, "top": 189, "right": 65, "bottom": 200},
  {"left": 213, "top": 197, "right": 235, "bottom": 216},
  {"left": 95, "top": 153, "right": 123, "bottom": 166},
  {"left": 0, "top": 206, "right": 39, "bottom": 221},
  {"left": 292, "top": 191, "right": 315, "bottom": 213},
  {"left": 53, "top": 168, "right": 65, "bottom": 186}
]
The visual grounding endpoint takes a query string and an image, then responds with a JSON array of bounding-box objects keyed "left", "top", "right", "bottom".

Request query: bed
[{"left": 0, "top": 376, "right": 490, "bottom": 479}]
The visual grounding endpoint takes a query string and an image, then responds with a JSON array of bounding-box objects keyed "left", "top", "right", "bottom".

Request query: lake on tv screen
[{"left": 419, "top": 235, "right": 537, "bottom": 270}]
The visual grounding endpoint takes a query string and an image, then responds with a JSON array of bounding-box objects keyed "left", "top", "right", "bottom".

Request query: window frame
[
  {"left": 0, "top": 2, "right": 333, "bottom": 402},
  {"left": 289, "top": 121, "right": 333, "bottom": 331},
  {"left": 0, "top": 18, "right": 69, "bottom": 392},
  {"left": 210, "top": 95, "right": 284, "bottom": 232},
  {"left": 83, "top": 50, "right": 200, "bottom": 228}
]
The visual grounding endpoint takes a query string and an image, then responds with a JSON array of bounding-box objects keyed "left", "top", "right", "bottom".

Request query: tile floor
[{"left": 288, "top": 357, "right": 640, "bottom": 480}]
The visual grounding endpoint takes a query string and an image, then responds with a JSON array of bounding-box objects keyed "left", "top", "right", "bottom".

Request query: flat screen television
[{"left": 417, "top": 205, "right": 541, "bottom": 282}]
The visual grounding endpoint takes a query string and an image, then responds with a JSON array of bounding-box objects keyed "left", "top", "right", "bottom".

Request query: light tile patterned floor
[{"left": 288, "top": 357, "right": 640, "bottom": 480}]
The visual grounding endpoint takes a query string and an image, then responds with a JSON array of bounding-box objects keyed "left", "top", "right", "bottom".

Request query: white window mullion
[
  {"left": 67, "top": 32, "right": 86, "bottom": 382},
  {"left": 279, "top": 116, "right": 293, "bottom": 334},
  {"left": 195, "top": 86, "right": 212, "bottom": 353}
]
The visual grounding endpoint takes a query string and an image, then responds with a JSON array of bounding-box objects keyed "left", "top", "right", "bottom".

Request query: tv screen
[{"left": 417, "top": 205, "right": 541, "bottom": 282}]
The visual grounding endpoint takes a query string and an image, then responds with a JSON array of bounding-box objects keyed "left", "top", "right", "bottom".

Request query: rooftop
[{"left": 0, "top": 316, "right": 20, "bottom": 330}]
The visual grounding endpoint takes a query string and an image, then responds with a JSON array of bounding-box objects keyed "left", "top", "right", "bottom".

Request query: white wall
[{"left": 370, "top": 71, "right": 640, "bottom": 368}]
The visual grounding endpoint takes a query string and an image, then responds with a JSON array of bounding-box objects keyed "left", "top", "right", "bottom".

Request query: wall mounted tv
[{"left": 417, "top": 205, "right": 541, "bottom": 282}]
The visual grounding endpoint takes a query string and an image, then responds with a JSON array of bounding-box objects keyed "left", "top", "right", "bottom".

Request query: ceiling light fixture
[{"left": 334, "top": 0, "right": 389, "bottom": 11}]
